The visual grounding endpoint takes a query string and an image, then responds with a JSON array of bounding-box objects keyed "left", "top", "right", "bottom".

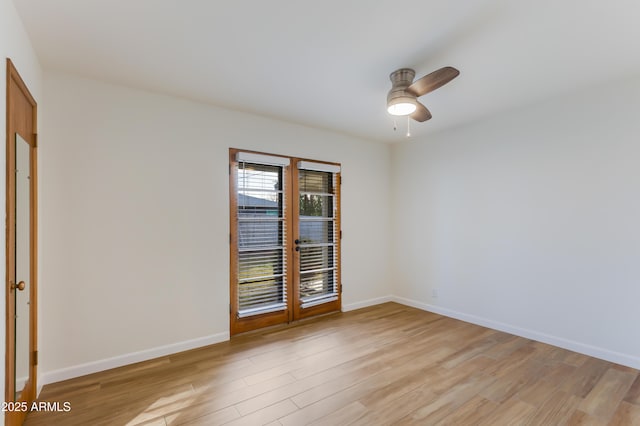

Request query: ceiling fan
[{"left": 387, "top": 66, "right": 460, "bottom": 122}]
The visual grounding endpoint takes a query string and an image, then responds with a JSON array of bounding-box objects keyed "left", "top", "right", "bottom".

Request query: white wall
[
  {"left": 391, "top": 74, "right": 640, "bottom": 368},
  {"left": 1, "top": 0, "right": 43, "bottom": 401},
  {"left": 40, "top": 71, "right": 392, "bottom": 382}
]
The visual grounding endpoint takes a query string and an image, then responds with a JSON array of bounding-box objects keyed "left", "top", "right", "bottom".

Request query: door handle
[{"left": 11, "top": 281, "right": 26, "bottom": 291}]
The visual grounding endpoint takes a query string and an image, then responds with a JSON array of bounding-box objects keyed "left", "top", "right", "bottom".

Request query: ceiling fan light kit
[
  {"left": 386, "top": 66, "right": 460, "bottom": 124},
  {"left": 387, "top": 97, "right": 417, "bottom": 116}
]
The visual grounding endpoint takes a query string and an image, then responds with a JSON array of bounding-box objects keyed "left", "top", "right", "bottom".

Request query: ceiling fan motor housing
[{"left": 387, "top": 68, "right": 417, "bottom": 106}]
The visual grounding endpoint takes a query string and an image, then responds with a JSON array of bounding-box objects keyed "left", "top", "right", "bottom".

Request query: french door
[{"left": 229, "top": 149, "right": 341, "bottom": 335}]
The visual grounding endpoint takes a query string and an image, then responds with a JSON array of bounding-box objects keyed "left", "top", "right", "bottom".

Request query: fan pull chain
[
  {"left": 393, "top": 117, "right": 397, "bottom": 131},
  {"left": 406, "top": 116, "right": 411, "bottom": 137}
]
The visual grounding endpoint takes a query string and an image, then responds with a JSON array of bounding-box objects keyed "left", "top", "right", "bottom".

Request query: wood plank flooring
[{"left": 24, "top": 303, "right": 640, "bottom": 425}]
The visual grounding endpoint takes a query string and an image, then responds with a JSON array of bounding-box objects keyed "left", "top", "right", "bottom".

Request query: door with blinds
[
  {"left": 293, "top": 161, "right": 341, "bottom": 320},
  {"left": 229, "top": 149, "right": 341, "bottom": 335}
]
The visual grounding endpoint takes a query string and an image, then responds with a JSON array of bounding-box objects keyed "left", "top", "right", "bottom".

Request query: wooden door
[
  {"left": 292, "top": 161, "right": 341, "bottom": 320},
  {"left": 229, "top": 150, "right": 341, "bottom": 335},
  {"left": 229, "top": 150, "right": 293, "bottom": 334},
  {"left": 5, "top": 59, "right": 38, "bottom": 426}
]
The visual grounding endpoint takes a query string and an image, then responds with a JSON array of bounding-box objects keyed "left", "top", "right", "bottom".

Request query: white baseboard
[
  {"left": 40, "top": 331, "right": 229, "bottom": 386},
  {"left": 392, "top": 296, "right": 640, "bottom": 370},
  {"left": 342, "top": 295, "right": 393, "bottom": 312}
]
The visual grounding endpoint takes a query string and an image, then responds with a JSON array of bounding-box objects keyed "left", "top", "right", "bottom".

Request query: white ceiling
[{"left": 14, "top": 0, "right": 640, "bottom": 142}]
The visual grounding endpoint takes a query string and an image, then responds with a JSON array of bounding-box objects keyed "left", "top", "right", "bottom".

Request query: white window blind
[
  {"left": 236, "top": 160, "right": 288, "bottom": 318},
  {"left": 297, "top": 166, "right": 339, "bottom": 308},
  {"left": 237, "top": 152, "right": 290, "bottom": 167},
  {"left": 297, "top": 160, "right": 341, "bottom": 174}
]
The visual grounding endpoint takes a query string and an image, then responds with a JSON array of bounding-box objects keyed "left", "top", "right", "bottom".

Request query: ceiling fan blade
[
  {"left": 411, "top": 101, "right": 432, "bottom": 122},
  {"left": 406, "top": 66, "right": 460, "bottom": 97}
]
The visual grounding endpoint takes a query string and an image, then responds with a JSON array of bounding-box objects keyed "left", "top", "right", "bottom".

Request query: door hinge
[
  {"left": 33, "top": 133, "right": 38, "bottom": 148},
  {"left": 229, "top": 303, "right": 232, "bottom": 314},
  {"left": 229, "top": 233, "right": 232, "bottom": 244},
  {"left": 340, "top": 230, "right": 342, "bottom": 239},
  {"left": 33, "top": 350, "right": 38, "bottom": 366},
  {"left": 229, "top": 164, "right": 231, "bottom": 175},
  {"left": 339, "top": 284, "right": 343, "bottom": 294}
]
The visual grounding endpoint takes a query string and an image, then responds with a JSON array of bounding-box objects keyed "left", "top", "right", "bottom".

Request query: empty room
[{"left": 2, "top": 0, "right": 640, "bottom": 424}]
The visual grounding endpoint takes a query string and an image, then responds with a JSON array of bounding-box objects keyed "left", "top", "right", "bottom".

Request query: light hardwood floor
[{"left": 24, "top": 303, "right": 640, "bottom": 425}]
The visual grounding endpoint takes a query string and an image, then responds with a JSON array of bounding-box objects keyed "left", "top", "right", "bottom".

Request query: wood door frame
[
  {"left": 291, "top": 162, "right": 341, "bottom": 321},
  {"left": 5, "top": 58, "right": 38, "bottom": 426},
  {"left": 229, "top": 148, "right": 294, "bottom": 335},
  {"left": 229, "top": 148, "right": 341, "bottom": 335}
]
